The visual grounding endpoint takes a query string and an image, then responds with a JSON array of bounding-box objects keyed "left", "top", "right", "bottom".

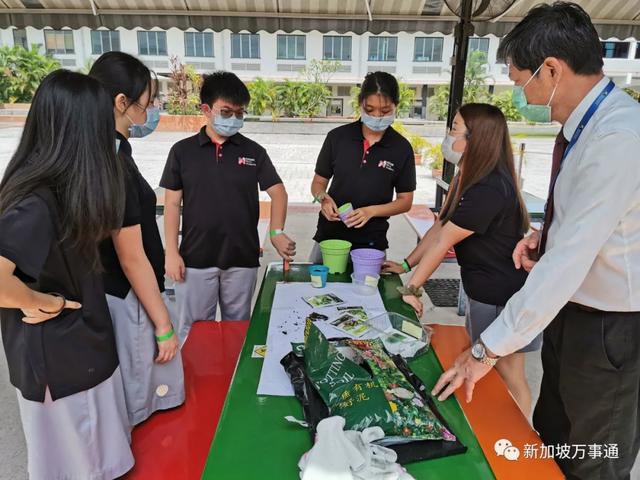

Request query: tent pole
[{"left": 435, "top": 0, "right": 474, "bottom": 211}]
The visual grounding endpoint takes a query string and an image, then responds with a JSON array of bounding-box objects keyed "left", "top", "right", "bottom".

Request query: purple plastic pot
[{"left": 350, "top": 248, "right": 385, "bottom": 277}]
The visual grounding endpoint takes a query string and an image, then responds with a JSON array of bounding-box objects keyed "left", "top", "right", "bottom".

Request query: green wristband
[
  {"left": 270, "top": 229, "right": 284, "bottom": 238},
  {"left": 402, "top": 259, "right": 411, "bottom": 273},
  {"left": 156, "top": 329, "right": 175, "bottom": 343}
]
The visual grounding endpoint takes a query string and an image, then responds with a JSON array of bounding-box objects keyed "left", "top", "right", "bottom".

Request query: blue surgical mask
[
  {"left": 115, "top": 138, "right": 121, "bottom": 154},
  {"left": 212, "top": 114, "right": 244, "bottom": 137},
  {"left": 128, "top": 106, "right": 160, "bottom": 138},
  {"left": 360, "top": 110, "right": 395, "bottom": 132},
  {"left": 512, "top": 64, "right": 558, "bottom": 123}
]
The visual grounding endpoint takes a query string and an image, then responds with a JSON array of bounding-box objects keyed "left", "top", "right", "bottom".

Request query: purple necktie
[{"left": 539, "top": 130, "right": 569, "bottom": 254}]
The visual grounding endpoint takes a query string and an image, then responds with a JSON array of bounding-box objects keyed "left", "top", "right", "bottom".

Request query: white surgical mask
[{"left": 441, "top": 134, "right": 464, "bottom": 165}]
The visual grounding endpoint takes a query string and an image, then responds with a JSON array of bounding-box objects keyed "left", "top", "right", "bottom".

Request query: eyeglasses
[{"left": 210, "top": 106, "right": 246, "bottom": 119}]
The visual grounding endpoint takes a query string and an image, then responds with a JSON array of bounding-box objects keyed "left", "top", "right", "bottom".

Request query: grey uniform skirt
[
  {"left": 17, "top": 367, "right": 134, "bottom": 480},
  {"left": 466, "top": 294, "right": 543, "bottom": 353},
  {"left": 106, "top": 290, "right": 185, "bottom": 426}
]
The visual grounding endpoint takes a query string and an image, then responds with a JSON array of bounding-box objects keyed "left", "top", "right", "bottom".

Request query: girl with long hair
[
  {"left": 90, "top": 51, "right": 184, "bottom": 426},
  {"left": 0, "top": 70, "right": 133, "bottom": 479},
  {"left": 384, "top": 103, "right": 542, "bottom": 416}
]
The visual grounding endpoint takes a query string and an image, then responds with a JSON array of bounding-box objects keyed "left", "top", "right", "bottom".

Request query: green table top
[{"left": 203, "top": 263, "right": 495, "bottom": 480}]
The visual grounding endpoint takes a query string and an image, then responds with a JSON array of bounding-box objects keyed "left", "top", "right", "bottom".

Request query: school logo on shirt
[
  {"left": 238, "top": 157, "right": 256, "bottom": 167},
  {"left": 377, "top": 160, "right": 395, "bottom": 172}
]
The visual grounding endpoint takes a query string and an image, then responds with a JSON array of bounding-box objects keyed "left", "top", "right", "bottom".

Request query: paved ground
[{"left": 1, "top": 123, "right": 637, "bottom": 479}]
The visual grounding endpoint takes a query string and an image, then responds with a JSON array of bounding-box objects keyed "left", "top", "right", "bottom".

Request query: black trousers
[{"left": 533, "top": 303, "right": 640, "bottom": 479}]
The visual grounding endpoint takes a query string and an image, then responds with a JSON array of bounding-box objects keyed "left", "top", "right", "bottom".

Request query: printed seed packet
[
  {"left": 330, "top": 313, "right": 370, "bottom": 338},
  {"left": 337, "top": 306, "right": 368, "bottom": 322},
  {"left": 307, "top": 312, "right": 329, "bottom": 322},
  {"left": 303, "top": 293, "right": 345, "bottom": 308}
]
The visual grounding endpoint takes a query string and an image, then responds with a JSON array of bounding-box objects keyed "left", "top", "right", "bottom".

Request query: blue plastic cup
[{"left": 309, "top": 265, "right": 329, "bottom": 288}]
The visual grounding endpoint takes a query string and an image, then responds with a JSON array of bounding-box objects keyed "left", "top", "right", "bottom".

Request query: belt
[{"left": 567, "top": 302, "right": 602, "bottom": 313}]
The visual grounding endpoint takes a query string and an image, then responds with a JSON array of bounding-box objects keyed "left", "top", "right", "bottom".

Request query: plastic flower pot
[
  {"left": 338, "top": 203, "right": 354, "bottom": 223},
  {"left": 308, "top": 265, "right": 329, "bottom": 288},
  {"left": 350, "top": 248, "right": 386, "bottom": 278},
  {"left": 319, "top": 239, "right": 352, "bottom": 274}
]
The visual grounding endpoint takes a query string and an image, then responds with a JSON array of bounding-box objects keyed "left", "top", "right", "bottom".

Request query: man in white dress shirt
[{"left": 431, "top": 3, "right": 640, "bottom": 478}]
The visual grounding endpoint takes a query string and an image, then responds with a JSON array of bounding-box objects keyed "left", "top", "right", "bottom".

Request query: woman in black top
[
  {"left": 309, "top": 72, "right": 416, "bottom": 259},
  {"left": 385, "top": 104, "right": 542, "bottom": 416},
  {"left": 0, "top": 71, "right": 134, "bottom": 478},
  {"left": 90, "top": 52, "right": 184, "bottom": 426}
]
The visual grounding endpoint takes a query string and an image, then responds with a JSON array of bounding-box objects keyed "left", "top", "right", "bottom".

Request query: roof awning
[{"left": 1, "top": 0, "right": 639, "bottom": 38}]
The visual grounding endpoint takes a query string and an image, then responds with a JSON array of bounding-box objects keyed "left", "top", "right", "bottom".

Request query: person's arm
[
  {"left": 481, "top": 131, "right": 640, "bottom": 356},
  {"left": 0, "top": 257, "right": 81, "bottom": 323},
  {"left": 382, "top": 218, "right": 443, "bottom": 274},
  {"left": 346, "top": 192, "right": 414, "bottom": 228},
  {"left": 112, "top": 226, "right": 178, "bottom": 363},
  {"left": 266, "top": 183, "right": 296, "bottom": 260},
  {"left": 164, "top": 188, "right": 185, "bottom": 283},
  {"left": 401, "top": 221, "right": 472, "bottom": 316},
  {"left": 311, "top": 174, "right": 339, "bottom": 222}
]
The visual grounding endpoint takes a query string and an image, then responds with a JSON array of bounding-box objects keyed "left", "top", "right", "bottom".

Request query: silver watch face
[{"left": 471, "top": 342, "right": 485, "bottom": 360}]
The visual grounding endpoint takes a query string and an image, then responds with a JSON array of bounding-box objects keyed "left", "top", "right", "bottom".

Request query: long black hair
[
  {"left": 0, "top": 69, "right": 124, "bottom": 270},
  {"left": 89, "top": 51, "right": 157, "bottom": 107}
]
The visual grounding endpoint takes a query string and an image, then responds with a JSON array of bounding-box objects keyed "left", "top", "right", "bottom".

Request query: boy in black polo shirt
[{"left": 161, "top": 71, "right": 295, "bottom": 329}]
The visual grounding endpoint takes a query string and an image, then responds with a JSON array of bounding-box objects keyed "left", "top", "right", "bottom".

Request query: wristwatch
[{"left": 471, "top": 341, "right": 499, "bottom": 367}]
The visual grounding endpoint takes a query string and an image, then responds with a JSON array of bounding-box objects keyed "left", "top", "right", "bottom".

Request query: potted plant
[
  {"left": 424, "top": 141, "right": 444, "bottom": 178},
  {"left": 391, "top": 121, "right": 428, "bottom": 165},
  {"left": 408, "top": 134, "right": 429, "bottom": 166}
]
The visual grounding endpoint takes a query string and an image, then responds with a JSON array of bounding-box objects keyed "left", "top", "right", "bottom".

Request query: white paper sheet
[{"left": 257, "top": 282, "right": 388, "bottom": 396}]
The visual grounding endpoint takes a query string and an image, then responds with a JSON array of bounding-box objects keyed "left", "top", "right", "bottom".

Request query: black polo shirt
[
  {"left": 0, "top": 190, "right": 119, "bottom": 402},
  {"left": 313, "top": 120, "right": 416, "bottom": 250},
  {"left": 160, "top": 127, "right": 282, "bottom": 269},
  {"left": 100, "top": 133, "right": 166, "bottom": 299},
  {"left": 450, "top": 169, "right": 528, "bottom": 306}
]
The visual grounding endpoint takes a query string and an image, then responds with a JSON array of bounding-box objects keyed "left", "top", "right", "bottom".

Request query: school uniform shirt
[
  {"left": 448, "top": 170, "right": 528, "bottom": 306},
  {"left": 481, "top": 77, "right": 640, "bottom": 357},
  {"left": 313, "top": 120, "right": 416, "bottom": 250},
  {"left": 160, "top": 127, "right": 282, "bottom": 269},
  {"left": 100, "top": 133, "right": 166, "bottom": 299},
  {"left": 0, "top": 191, "right": 119, "bottom": 402}
]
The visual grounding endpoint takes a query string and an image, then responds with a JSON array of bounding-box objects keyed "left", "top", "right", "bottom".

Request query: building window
[
  {"left": 277, "top": 34, "right": 305, "bottom": 60},
  {"left": 468, "top": 37, "right": 489, "bottom": 58},
  {"left": 185, "top": 32, "right": 213, "bottom": 58},
  {"left": 91, "top": 30, "right": 120, "bottom": 55},
  {"left": 637, "top": 43, "right": 640, "bottom": 59},
  {"left": 13, "top": 29, "right": 28, "bottom": 49},
  {"left": 368, "top": 36, "right": 397, "bottom": 61},
  {"left": 323, "top": 36, "right": 352, "bottom": 61},
  {"left": 44, "top": 30, "right": 75, "bottom": 54},
  {"left": 602, "top": 41, "right": 629, "bottom": 59},
  {"left": 414, "top": 37, "right": 443, "bottom": 62},
  {"left": 137, "top": 31, "right": 167, "bottom": 56},
  {"left": 231, "top": 33, "right": 260, "bottom": 59}
]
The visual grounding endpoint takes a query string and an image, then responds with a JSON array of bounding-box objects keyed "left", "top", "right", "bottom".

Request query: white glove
[{"left": 298, "top": 417, "right": 415, "bottom": 480}]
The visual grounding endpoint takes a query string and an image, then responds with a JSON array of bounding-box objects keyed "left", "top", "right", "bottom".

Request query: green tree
[
  {"left": 428, "top": 50, "right": 492, "bottom": 120},
  {"left": 0, "top": 45, "right": 60, "bottom": 103},
  {"left": 350, "top": 81, "right": 416, "bottom": 118},
  {"left": 274, "top": 80, "right": 331, "bottom": 118},
  {"left": 166, "top": 56, "right": 202, "bottom": 115},
  {"left": 492, "top": 89, "right": 523, "bottom": 121},
  {"left": 624, "top": 87, "right": 640, "bottom": 102},
  {"left": 302, "top": 59, "right": 341, "bottom": 84},
  {"left": 247, "top": 77, "right": 277, "bottom": 116}
]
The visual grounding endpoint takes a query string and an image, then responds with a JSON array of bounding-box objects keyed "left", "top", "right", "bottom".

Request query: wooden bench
[
  {"left": 431, "top": 324, "right": 564, "bottom": 479},
  {"left": 154, "top": 187, "right": 271, "bottom": 256},
  {"left": 123, "top": 321, "right": 249, "bottom": 479}
]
